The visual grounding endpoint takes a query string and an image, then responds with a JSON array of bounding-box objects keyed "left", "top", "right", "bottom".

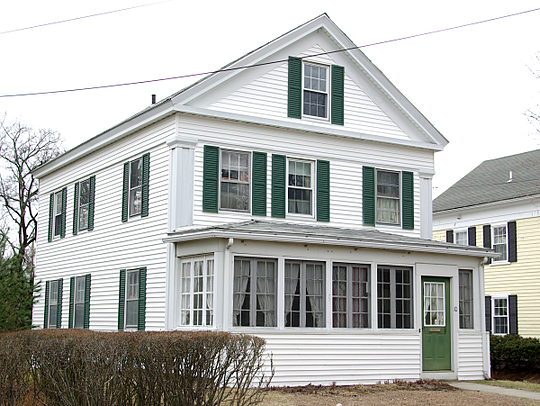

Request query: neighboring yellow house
[{"left": 433, "top": 149, "right": 540, "bottom": 338}]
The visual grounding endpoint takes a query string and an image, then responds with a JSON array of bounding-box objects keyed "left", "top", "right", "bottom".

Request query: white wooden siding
[
  {"left": 34, "top": 118, "right": 175, "bottom": 331},
  {"left": 178, "top": 114, "right": 430, "bottom": 236},
  {"left": 208, "top": 45, "right": 410, "bottom": 140},
  {"left": 457, "top": 332, "right": 486, "bottom": 380}
]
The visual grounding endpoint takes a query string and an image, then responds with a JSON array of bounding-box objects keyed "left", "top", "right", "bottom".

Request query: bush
[
  {"left": 491, "top": 334, "right": 540, "bottom": 371},
  {"left": 0, "top": 330, "right": 273, "bottom": 406}
]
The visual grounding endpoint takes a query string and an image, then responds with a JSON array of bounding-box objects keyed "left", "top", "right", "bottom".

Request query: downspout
[{"left": 479, "top": 256, "right": 491, "bottom": 379}]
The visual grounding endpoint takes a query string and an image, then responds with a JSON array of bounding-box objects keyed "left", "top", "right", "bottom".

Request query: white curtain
[
  {"left": 377, "top": 197, "right": 398, "bottom": 223},
  {"left": 232, "top": 260, "right": 250, "bottom": 326},
  {"left": 306, "top": 264, "right": 324, "bottom": 327},
  {"left": 284, "top": 262, "right": 300, "bottom": 324},
  {"left": 256, "top": 261, "right": 276, "bottom": 327}
]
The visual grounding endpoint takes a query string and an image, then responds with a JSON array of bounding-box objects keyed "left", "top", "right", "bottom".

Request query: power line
[
  {"left": 0, "top": 0, "right": 174, "bottom": 35},
  {"left": 1, "top": 6, "right": 539, "bottom": 99}
]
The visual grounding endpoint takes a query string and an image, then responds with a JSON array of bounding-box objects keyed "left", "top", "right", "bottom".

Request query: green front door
[{"left": 422, "top": 277, "right": 451, "bottom": 371}]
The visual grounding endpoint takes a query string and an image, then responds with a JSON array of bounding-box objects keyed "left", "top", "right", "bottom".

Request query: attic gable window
[{"left": 303, "top": 63, "right": 328, "bottom": 119}]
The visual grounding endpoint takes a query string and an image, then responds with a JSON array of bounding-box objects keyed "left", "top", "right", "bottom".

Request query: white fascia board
[
  {"left": 33, "top": 100, "right": 175, "bottom": 178},
  {"left": 173, "top": 105, "right": 444, "bottom": 152},
  {"left": 163, "top": 229, "right": 497, "bottom": 258}
]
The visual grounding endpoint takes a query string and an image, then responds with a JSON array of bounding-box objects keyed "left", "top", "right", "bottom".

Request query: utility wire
[
  {"left": 0, "top": 0, "right": 174, "bottom": 35},
  {"left": 1, "top": 6, "right": 539, "bottom": 98}
]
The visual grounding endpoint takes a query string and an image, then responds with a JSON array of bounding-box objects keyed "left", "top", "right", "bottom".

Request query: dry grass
[{"left": 474, "top": 380, "right": 540, "bottom": 393}]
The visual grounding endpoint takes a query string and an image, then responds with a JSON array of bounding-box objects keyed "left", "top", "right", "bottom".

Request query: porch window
[
  {"left": 285, "top": 260, "right": 325, "bottom": 328},
  {"left": 233, "top": 257, "right": 277, "bottom": 327},
  {"left": 180, "top": 256, "right": 214, "bottom": 327},
  {"left": 332, "top": 263, "right": 370, "bottom": 328},
  {"left": 459, "top": 270, "right": 473, "bottom": 329},
  {"left": 377, "top": 266, "right": 412, "bottom": 329}
]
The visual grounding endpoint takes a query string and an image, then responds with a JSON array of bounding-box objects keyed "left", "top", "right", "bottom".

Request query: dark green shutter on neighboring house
[
  {"left": 48, "top": 193, "right": 54, "bottom": 242},
  {"left": 56, "top": 278, "right": 63, "bottom": 328},
  {"left": 483, "top": 225, "right": 492, "bottom": 264},
  {"left": 271, "top": 154, "right": 286, "bottom": 218},
  {"left": 252, "top": 152, "right": 267, "bottom": 216},
  {"left": 288, "top": 57, "right": 302, "bottom": 119},
  {"left": 44, "top": 281, "right": 50, "bottom": 328},
  {"left": 118, "top": 269, "right": 126, "bottom": 331},
  {"left": 141, "top": 153, "right": 150, "bottom": 217},
  {"left": 122, "top": 162, "right": 130, "bottom": 222},
  {"left": 88, "top": 175, "right": 96, "bottom": 230},
  {"left": 485, "top": 296, "right": 492, "bottom": 332},
  {"left": 317, "top": 160, "right": 330, "bottom": 222},
  {"left": 362, "top": 166, "right": 375, "bottom": 226},
  {"left": 331, "top": 65, "right": 344, "bottom": 125},
  {"left": 68, "top": 277, "right": 75, "bottom": 328},
  {"left": 73, "top": 182, "right": 79, "bottom": 235},
  {"left": 83, "top": 274, "right": 91, "bottom": 329},
  {"left": 468, "top": 227, "right": 477, "bottom": 246},
  {"left": 60, "top": 187, "right": 67, "bottom": 238},
  {"left": 446, "top": 230, "right": 454, "bottom": 243},
  {"left": 138, "top": 267, "right": 147, "bottom": 331},
  {"left": 509, "top": 295, "right": 518, "bottom": 335},
  {"left": 401, "top": 171, "right": 414, "bottom": 229},
  {"left": 203, "top": 146, "right": 219, "bottom": 213},
  {"left": 508, "top": 221, "right": 517, "bottom": 263}
]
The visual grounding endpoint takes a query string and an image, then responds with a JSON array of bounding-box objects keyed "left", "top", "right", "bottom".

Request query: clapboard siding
[
  {"left": 256, "top": 333, "right": 421, "bottom": 385},
  {"left": 209, "top": 45, "right": 409, "bottom": 140},
  {"left": 179, "top": 114, "right": 428, "bottom": 234},
  {"left": 457, "top": 333, "right": 486, "bottom": 380},
  {"left": 34, "top": 117, "right": 175, "bottom": 331}
]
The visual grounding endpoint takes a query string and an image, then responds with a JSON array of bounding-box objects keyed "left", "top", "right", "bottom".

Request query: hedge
[{"left": 491, "top": 334, "right": 540, "bottom": 372}]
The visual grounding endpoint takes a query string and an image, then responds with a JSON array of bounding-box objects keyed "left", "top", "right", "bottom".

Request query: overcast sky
[{"left": 1, "top": 0, "right": 539, "bottom": 197}]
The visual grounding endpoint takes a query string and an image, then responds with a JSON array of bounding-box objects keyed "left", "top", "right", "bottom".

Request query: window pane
[
  {"left": 79, "top": 180, "right": 90, "bottom": 205},
  {"left": 75, "top": 277, "right": 85, "bottom": 303},
  {"left": 455, "top": 231, "right": 467, "bottom": 245},
  {"left": 126, "top": 301, "right": 138, "bottom": 327},
  {"left": 378, "top": 267, "right": 412, "bottom": 329},
  {"left": 74, "top": 303, "right": 84, "bottom": 328},
  {"left": 130, "top": 159, "right": 142, "bottom": 188}
]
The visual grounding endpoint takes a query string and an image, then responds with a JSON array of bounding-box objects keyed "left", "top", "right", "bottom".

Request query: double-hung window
[
  {"left": 233, "top": 257, "right": 277, "bottom": 327},
  {"left": 284, "top": 260, "right": 325, "bottom": 328},
  {"left": 69, "top": 274, "right": 90, "bottom": 329},
  {"left": 220, "top": 150, "right": 250, "bottom": 211},
  {"left": 48, "top": 280, "right": 59, "bottom": 328},
  {"left": 493, "top": 296, "right": 509, "bottom": 335},
  {"left": 376, "top": 170, "right": 400, "bottom": 225},
  {"left": 48, "top": 187, "right": 67, "bottom": 241},
  {"left": 179, "top": 256, "right": 214, "bottom": 327},
  {"left": 303, "top": 63, "right": 328, "bottom": 119},
  {"left": 73, "top": 176, "right": 95, "bottom": 234},
  {"left": 332, "top": 263, "right": 370, "bottom": 328},
  {"left": 45, "top": 279, "right": 62, "bottom": 329},
  {"left": 78, "top": 179, "right": 90, "bottom": 230},
  {"left": 492, "top": 225, "right": 508, "bottom": 262},
  {"left": 129, "top": 158, "right": 142, "bottom": 217},
  {"left": 53, "top": 192, "right": 63, "bottom": 237},
  {"left": 459, "top": 270, "right": 473, "bottom": 329},
  {"left": 377, "top": 266, "right": 413, "bottom": 329},
  {"left": 73, "top": 276, "right": 86, "bottom": 328},
  {"left": 455, "top": 230, "right": 467, "bottom": 246},
  {"left": 118, "top": 267, "right": 146, "bottom": 331},
  {"left": 288, "top": 159, "right": 313, "bottom": 215},
  {"left": 125, "top": 270, "right": 139, "bottom": 328},
  {"left": 122, "top": 153, "right": 149, "bottom": 221}
]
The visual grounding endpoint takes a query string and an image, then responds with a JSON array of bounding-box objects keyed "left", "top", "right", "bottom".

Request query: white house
[{"left": 33, "top": 14, "right": 496, "bottom": 385}]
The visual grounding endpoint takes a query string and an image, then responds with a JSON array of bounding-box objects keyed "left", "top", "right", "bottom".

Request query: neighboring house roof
[
  {"left": 164, "top": 219, "right": 496, "bottom": 258},
  {"left": 34, "top": 13, "right": 447, "bottom": 179},
  {"left": 433, "top": 149, "right": 540, "bottom": 213}
]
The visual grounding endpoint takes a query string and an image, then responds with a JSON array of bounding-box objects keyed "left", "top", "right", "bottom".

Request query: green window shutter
[
  {"left": 60, "top": 187, "right": 67, "bottom": 238},
  {"left": 402, "top": 171, "right": 414, "bottom": 230},
  {"left": 252, "top": 152, "right": 267, "bottom": 216},
  {"left": 138, "top": 267, "right": 147, "bottom": 331},
  {"left": 122, "top": 162, "right": 129, "bottom": 222},
  {"left": 362, "top": 166, "right": 375, "bottom": 226},
  {"left": 44, "top": 280, "right": 50, "bottom": 328},
  {"left": 68, "top": 277, "right": 74, "bottom": 328},
  {"left": 83, "top": 274, "right": 91, "bottom": 329},
  {"left": 141, "top": 153, "right": 150, "bottom": 217},
  {"left": 72, "top": 182, "right": 79, "bottom": 235},
  {"left": 203, "top": 145, "right": 219, "bottom": 213},
  {"left": 331, "top": 65, "right": 344, "bottom": 125},
  {"left": 56, "top": 278, "right": 63, "bottom": 328},
  {"left": 288, "top": 56, "right": 302, "bottom": 119},
  {"left": 48, "top": 193, "right": 54, "bottom": 242},
  {"left": 118, "top": 269, "right": 126, "bottom": 331},
  {"left": 88, "top": 176, "right": 96, "bottom": 230},
  {"left": 317, "top": 160, "right": 330, "bottom": 222},
  {"left": 271, "top": 154, "right": 286, "bottom": 218}
]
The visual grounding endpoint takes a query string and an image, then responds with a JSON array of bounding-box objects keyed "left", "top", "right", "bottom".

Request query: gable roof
[
  {"left": 433, "top": 148, "right": 540, "bottom": 213},
  {"left": 164, "top": 219, "right": 496, "bottom": 258},
  {"left": 34, "top": 13, "right": 447, "bottom": 179}
]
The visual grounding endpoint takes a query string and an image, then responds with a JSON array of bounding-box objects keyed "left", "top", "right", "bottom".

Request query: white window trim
[
  {"left": 375, "top": 169, "right": 401, "bottom": 227},
  {"left": 492, "top": 223, "right": 509, "bottom": 264},
  {"left": 178, "top": 255, "right": 214, "bottom": 328},
  {"left": 124, "top": 269, "right": 139, "bottom": 329},
  {"left": 454, "top": 229, "right": 468, "bottom": 246},
  {"left": 302, "top": 61, "right": 330, "bottom": 122},
  {"left": 52, "top": 190, "right": 63, "bottom": 239},
  {"left": 423, "top": 281, "right": 446, "bottom": 327},
  {"left": 286, "top": 157, "right": 315, "bottom": 218},
  {"left": 219, "top": 149, "right": 251, "bottom": 213},
  {"left": 492, "top": 294, "right": 509, "bottom": 335}
]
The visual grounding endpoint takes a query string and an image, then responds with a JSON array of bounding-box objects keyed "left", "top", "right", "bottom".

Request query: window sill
[{"left": 489, "top": 261, "right": 510, "bottom": 266}]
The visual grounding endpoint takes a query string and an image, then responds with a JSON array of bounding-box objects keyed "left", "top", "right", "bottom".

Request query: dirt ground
[{"left": 260, "top": 379, "right": 540, "bottom": 406}]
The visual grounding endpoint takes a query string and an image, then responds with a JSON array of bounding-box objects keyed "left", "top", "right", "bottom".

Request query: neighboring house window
[
  {"left": 377, "top": 266, "right": 413, "bottom": 329},
  {"left": 118, "top": 267, "right": 147, "bottom": 331},
  {"left": 220, "top": 150, "right": 250, "bottom": 211},
  {"left": 362, "top": 167, "right": 414, "bottom": 229},
  {"left": 303, "top": 63, "right": 328, "bottom": 119},
  {"left": 493, "top": 296, "right": 509, "bottom": 335},
  {"left": 73, "top": 176, "right": 96, "bottom": 234},
  {"left": 288, "top": 159, "right": 313, "bottom": 215},
  {"left": 332, "top": 263, "right": 370, "bottom": 328},
  {"left": 179, "top": 256, "right": 214, "bottom": 327},
  {"left": 485, "top": 294, "right": 518, "bottom": 335},
  {"left": 122, "top": 153, "right": 150, "bottom": 221},
  {"left": 492, "top": 225, "right": 508, "bottom": 262},
  {"left": 454, "top": 230, "right": 467, "bottom": 246},
  {"left": 68, "top": 274, "right": 91, "bottom": 329},
  {"left": 233, "top": 257, "right": 277, "bottom": 327},
  {"left": 483, "top": 222, "right": 517, "bottom": 264},
  {"left": 459, "top": 270, "right": 473, "bottom": 329},
  {"left": 44, "top": 279, "right": 63, "bottom": 329},
  {"left": 287, "top": 56, "right": 344, "bottom": 125},
  {"left": 284, "top": 260, "right": 325, "bottom": 328},
  {"left": 48, "top": 187, "right": 67, "bottom": 241}
]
